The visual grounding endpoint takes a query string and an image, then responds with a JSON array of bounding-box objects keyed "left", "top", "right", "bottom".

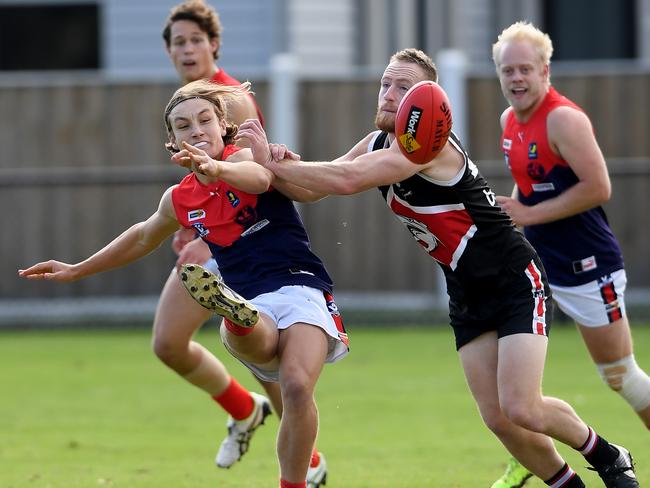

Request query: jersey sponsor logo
[
  {"left": 240, "top": 218, "right": 270, "bottom": 237},
  {"left": 573, "top": 256, "right": 597, "bottom": 274},
  {"left": 188, "top": 209, "right": 206, "bottom": 222},
  {"left": 532, "top": 182, "right": 555, "bottom": 192},
  {"left": 527, "top": 161, "right": 546, "bottom": 181},
  {"left": 528, "top": 142, "right": 538, "bottom": 159},
  {"left": 502, "top": 138, "right": 512, "bottom": 150},
  {"left": 191, "top": 222, "right": 210, "bottom": 237},
  {"left": 226, "top": 190, "right": 240, "bottom": 207}
]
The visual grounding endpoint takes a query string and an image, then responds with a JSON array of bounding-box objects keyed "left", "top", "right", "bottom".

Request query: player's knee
[
  {"left": 479, "top": 408, "right": 511, "bottom": 437},
  {"left": 500, "top": 400, "right": 544, "bottom": 433},
  {"left": 152, "top": 335, "right": 184, "bottom": 366},
  {"left": 280, "top": 375, "right": 314, "bottom": 411},
  {"left": 597, "top": 354, "right": 650, "bottom": 411}
]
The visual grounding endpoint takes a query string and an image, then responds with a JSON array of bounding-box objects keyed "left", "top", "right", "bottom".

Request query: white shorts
[
  {"left": 550, "top": 269, "right": 627, "bottom": 327},
  {"left": 202, "top": 258, "right": 220, "bottom": 276},
  {"left": 220, "top": 285, "right": 350, "bottom": 382}
]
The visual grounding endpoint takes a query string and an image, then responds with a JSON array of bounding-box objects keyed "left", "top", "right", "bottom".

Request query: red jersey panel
[
  {"left": 501, "top": 87, "right": 624, "bottom": 286},
  {"left": 170, "top": 144, "right": 333, "bottom": 298}
]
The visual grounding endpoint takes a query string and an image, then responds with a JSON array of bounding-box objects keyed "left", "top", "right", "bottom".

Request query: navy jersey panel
[
  {"left": 171, "top": 161, "right": 333, "bottom": 299},
  {"left": 501, "top": 87, "right": 624, "bottom": 286},
  {"left": 207, "top": 189, "right": 333, "bottom": 299}
]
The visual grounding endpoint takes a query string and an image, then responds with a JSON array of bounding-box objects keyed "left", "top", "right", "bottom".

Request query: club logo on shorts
[{"left": 188, "top": 209, "right": 206, "bottom": 222}]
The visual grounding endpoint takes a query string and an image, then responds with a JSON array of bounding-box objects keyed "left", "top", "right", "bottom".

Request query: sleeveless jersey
[
  {"left": 171, "top": 144, "right": 332, "bottom": 299},
  {"left": 370, "top": 131, "right": 538, "bottom": 292},
  {"left": 501, "top": 87, "right": 623, "bottom": 286},
  {"left": 211, "top": 69, "right": 266, "bottom": 127}
]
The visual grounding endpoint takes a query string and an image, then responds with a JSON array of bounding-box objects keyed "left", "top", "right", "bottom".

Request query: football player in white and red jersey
[{"left": 235, "top": 48, "right": 638, "bottom": 488}]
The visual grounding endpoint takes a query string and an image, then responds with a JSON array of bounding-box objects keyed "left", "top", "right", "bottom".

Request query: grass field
[{"left": 1, "top": 324, "right": 648, "bottom": 487}]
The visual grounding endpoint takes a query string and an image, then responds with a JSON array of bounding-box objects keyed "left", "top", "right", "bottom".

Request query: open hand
[
  {"left": 18, "top": 260, "right": 78, "bottom": 282},
  {"left": 237, "top": 119, "right": 273, "bottom": 165}
]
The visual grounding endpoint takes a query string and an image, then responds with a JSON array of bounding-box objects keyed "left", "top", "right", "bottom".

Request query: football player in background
[{"left": 491, "top": 21, "right": 649, "bottom": 488}]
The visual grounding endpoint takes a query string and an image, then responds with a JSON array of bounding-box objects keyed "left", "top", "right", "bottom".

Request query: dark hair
[
  {"left": 162, "top": 0, "right": 222, "bottom": 61},
  {"left": 390, "top": 48, "right": 438, "bottom": 82},
  {"left": 164, "top": 79, "right": 250, "bottom": 153}
]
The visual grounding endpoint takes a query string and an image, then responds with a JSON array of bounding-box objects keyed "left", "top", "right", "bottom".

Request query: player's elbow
[
  {"left": 594, "top": 179, "right": 611, "bottom": 204},
  {"left": 294, "top": 192, "right": 326, "bottom": 203},
  {"left": 250, "top": 175, "right": 273, "bottom": 194}
]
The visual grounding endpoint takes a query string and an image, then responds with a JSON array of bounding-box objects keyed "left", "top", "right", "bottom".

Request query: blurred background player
[
  {"left": 157, "top": 2, "right": 327, "bottom": 483},
  {"left": 491, "top": 21, "right": 650, "bottom": 488},
  {"left": 156, "top": 0, "right": 275, "bottom": 470}
]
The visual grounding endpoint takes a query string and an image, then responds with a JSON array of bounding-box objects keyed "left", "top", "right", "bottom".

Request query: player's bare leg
[
  {"left": 276, "top": 324, "right": 328, "bottom": 485},
  {"left": 460, "top": 332, "right": 568, "bottom": 481},
  {"left": 157, "top": 266, "right": 277, "bottom": 467}
]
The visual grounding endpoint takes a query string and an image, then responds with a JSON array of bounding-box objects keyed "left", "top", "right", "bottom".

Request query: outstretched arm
[
  {"left": 19, "top": 187, "right": 180, "bottom": 281},
  {"left": 267, "top": 140, "right": 425, "bottom": 195},
  {"left": 237, "top": 119, "right": 382, "bottom": 201}
]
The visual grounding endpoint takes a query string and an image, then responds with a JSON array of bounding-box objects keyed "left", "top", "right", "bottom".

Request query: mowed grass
[{"left": 1, "top": 324, "right": 648, "bottom": 487}]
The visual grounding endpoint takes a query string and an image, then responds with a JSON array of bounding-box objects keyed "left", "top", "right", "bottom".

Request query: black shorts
[{"left": 448, "top": 253, "right": 553, "bottom": 350}]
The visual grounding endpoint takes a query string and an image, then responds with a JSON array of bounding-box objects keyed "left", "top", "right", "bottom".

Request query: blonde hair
[
  {"left": 492, "top": 21, "right": 554, "bottom": 67},
  {"left": 390, "top": 48, "right": 438, "bottom": 82},
  {"left": 164, "top": 79, "right": 250, "bottom": 152}
]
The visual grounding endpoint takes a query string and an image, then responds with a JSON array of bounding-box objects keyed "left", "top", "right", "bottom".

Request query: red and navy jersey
[
  {"left": 171, "top": 145, "right": 332, "bottom": 299},
  {"left": 371, "top": 131, "right": 537, "bottom": 289},
  {"left": 501, "top": 87, "right": 623, "bottom": 286},
  {"left": 211, "top": 69, "right": 265, "bottom": 127}
]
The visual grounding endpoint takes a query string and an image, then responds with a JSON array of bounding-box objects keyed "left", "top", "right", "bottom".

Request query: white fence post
[{"left": 269, "top": 53, "right": 299, "bottom": 153}]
